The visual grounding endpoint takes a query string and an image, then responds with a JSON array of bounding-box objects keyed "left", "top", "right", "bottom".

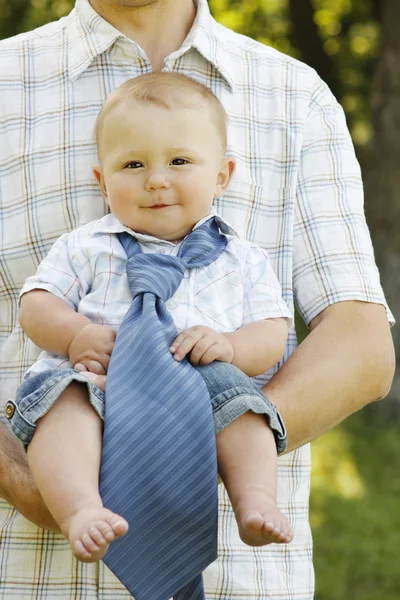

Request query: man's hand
[
  {"left": 169, "top": 325, "right": 234, "bottom": 365},
  {"left": 68, "top": 323, "right": 116, "bottom": 375},
  {"left": 0, "top": 423, "right": 59, "bottom": 532},
  {"left": 12, "top": 475, "right": 60, "bottom": 532}
]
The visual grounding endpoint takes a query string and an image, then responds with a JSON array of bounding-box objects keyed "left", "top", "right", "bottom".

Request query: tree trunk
[
  {"left": 287, "top": 0, "right": 340, "bottom": 99},
  {"left": 363, "top": 0, "right": 400, "bottom": 413}
]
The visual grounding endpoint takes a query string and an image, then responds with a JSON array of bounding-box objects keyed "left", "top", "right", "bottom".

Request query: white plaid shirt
[
  {"left": 0, "top": 0, "right": 393, "bottom": 598},
  {"left": 21, "top": 210, "right": 293, "bottom": 376}
]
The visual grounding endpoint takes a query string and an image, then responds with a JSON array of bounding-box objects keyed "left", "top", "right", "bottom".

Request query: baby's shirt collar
[{"left": 88, "top": 206, "right": 238, "bottom": 246}]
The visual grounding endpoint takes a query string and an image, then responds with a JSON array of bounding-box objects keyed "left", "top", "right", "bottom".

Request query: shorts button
[{"left": 5, "top": 402, "right": 15, "bottom": 420}]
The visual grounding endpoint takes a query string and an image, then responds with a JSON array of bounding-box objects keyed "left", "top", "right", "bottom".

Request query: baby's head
[{"left": 93, "top": 72, "right": 235, "bottom": 242}]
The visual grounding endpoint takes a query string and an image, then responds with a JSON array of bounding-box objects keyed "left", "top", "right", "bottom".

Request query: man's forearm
[
  {"left": 0, "top": 422, "right": 31, "bottom": 505},
  {"left": 0, "top": 422, "right": 59, "bottom": 531},
  {"left": 264, "top": 301, "right": 395, "bottom": 453}
]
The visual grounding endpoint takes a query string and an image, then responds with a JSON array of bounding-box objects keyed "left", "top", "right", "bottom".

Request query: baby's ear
[
  {"left": 214, "top": 156, "right": 236, "bottom": 198},
  {"left": 93, "top": 165, "right": 109, "bottom": 202}
]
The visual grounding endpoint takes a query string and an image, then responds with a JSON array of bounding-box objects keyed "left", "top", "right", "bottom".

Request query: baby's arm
[
  {"left": 223, "top": 318, "right": 288, "bottom": 376},
  {"left": 20, "top": 290, "right": 116, "bottom": 376},
  {"left": 171, "top": 243, "right": 292, "bottom": 376},
  {"left": 170, "top": 319, "right": 288, "bottom": 377},
  {"left": 19, "top": 231, "right": 116, "bottom": 375},
  {"left": 19, "top": 289, "right": 91, "bottom": 358},
  {"left": 232, "top": 242, "right": 292, "bottom": 375}
]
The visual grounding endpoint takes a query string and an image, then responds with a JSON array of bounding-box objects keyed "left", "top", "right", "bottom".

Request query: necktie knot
[
  {"left": 126, "top": 253, "right": 186, "bottom": 301},
  {"left": 119, "top": 217, "right": 229, "bottom": 303}
]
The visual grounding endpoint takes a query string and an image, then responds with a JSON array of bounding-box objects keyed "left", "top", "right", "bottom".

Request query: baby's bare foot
[
  {"left": 64, "top": 507, "right": 129, "bottom": 562},
  {"left": 235, "top": 486, "right": 293, "bottom": 546}
]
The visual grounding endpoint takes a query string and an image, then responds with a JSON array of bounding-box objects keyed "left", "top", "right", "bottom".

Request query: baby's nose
[{"left": 145, "top": 172, "right": 171, "bottom": 191}]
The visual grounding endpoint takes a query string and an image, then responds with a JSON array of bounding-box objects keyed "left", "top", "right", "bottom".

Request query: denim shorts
[{"left": 7, "top": 361, "right": 287, "bottom": 454}]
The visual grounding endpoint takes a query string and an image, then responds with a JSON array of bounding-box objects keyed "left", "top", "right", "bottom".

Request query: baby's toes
[
  {"left": 263, "top": 518, "right": 283, "bottom": 541},
  {"left": 81, "top": 532, "right": 101, "bottom": 553},
  {"left": 265, "top": 516, "right": 292, "bottom": 544},
  {"left": 276, "top": 528, "right": 288, "bottom": 542},
  {"left": 88, "top": 523, "right": 112, "bottom": 547},
  {"left": 105, "top": 514, "right": 129, "bottom": 538},
  {"left": 243, "top": 510, "right": 264, "bottom": 531},
  {"left": 263, "top": 518, "right": 278, "bottom": 534},
  {"left": 282, "top": 523, "right": 294, "bottom": 542},
  {"left": 73, "top": 539, "right": 92, "bottom": 560},
  {"left": 278, "top": 517, "right": 293, "bottom": 541}
]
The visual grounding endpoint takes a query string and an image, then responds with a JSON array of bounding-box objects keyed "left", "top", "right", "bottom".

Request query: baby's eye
[
  {"left": 125, "top": 161, "right": 143, "bottom": 169},
  {"left": 170, "top": 158, "right": 189, "bottom": 166}
]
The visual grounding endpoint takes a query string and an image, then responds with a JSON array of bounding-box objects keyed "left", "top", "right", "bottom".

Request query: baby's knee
[{"left": 194, "top": 361, "right": 258, "bottom": 398}]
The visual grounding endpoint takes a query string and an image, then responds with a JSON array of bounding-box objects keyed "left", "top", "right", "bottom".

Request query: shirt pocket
[
  {"left": 215, "top": 179, "right": 294, "bottom": 252},
  {"left": 215, "top": 179, "right": 295, "bottom": 295},
  {"left": 193, "top": 264, "right": 243, "bottom": 331}
]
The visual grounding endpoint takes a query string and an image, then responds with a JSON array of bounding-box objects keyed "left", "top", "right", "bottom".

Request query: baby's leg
[
  {"left": 27, "top": 381, "right": 128, "bottom": 562},
  {"left": 195, "top": 362, "right": 292, "bottom": 546},
  {"left": 216, "top": 410, "right": 293, "bottom": 546}
]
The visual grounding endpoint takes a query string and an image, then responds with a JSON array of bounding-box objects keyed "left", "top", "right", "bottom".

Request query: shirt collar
[
  {"left": 167, "top": 0, "right": 236, "bottom": 90},
  {"left": 68, "top": 0, "right": 236, "bottom": 89},
  {"left": 88, "top": 206, "right": 238, "bottom": 245},
  {"left": 68, "top": 0, "right": 125, "bottom": 81}
]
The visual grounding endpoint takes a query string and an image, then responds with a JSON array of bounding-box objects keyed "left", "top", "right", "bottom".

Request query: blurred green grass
[
  {"left": 295, "top": 311, "right": 400, "bottom": 599},
  {"left": 311, "top": 414, "right": 400, "bottom": 599}
]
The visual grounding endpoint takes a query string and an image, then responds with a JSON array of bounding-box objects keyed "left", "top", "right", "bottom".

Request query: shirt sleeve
[
  {"left": 293, "top": 73, "right": 394, "bottom": 327},
  {"left": 19, "top": 231, "right": 90, "bottom": 310},
  {"left": 242, "top": 244, "right": 294, "bottom": 328}
]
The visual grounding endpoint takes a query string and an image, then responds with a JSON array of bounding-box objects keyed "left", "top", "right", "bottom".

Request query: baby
[{"left": 10, "top": 72, "right": 294, "bottom": 564}]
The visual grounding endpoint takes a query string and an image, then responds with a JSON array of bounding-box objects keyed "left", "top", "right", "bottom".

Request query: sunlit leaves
[
  {"left": 209, "top": 0, "right": 380, "bottom": 147},
  {"left": 210, "top": 0, "right": 296, "bottom": 56}
]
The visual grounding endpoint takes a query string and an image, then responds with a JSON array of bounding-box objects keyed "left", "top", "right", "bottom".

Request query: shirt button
[{"left": 5, "top": 401, "right": 15, "bottom": 420}]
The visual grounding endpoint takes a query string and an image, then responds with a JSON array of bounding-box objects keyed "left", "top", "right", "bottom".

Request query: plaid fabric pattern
[{"left": 0, "top": 0, "right": 393, "bottom": 598}]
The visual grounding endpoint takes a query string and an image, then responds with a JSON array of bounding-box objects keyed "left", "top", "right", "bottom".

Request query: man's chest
[{"left": 0, "top": 63, "right": 300, "bottom": 294}]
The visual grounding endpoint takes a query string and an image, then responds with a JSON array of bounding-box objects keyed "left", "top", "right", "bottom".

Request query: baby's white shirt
[{"left": 20, "top": 209, "right": 293, "bottom": 376}]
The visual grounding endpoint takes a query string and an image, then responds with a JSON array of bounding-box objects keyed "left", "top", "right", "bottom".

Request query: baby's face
[{"left": 94, "top": 100, "right": 234, "bottom": 241}]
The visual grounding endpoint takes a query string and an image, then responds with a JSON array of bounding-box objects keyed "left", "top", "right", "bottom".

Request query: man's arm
[
  {"left": 264, "top": 300, "right": 395, "bottom": 453},
  {"left": 0, "top": 423, "right": 59, "bottom": 531}
]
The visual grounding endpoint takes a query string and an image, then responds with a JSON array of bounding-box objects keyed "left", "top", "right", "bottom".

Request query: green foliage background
[{"left": 1, "top": 1, "right": 399, "bottom": 598}]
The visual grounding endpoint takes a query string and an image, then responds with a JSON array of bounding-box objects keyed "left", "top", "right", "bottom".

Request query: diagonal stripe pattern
[{"left": 100, "top": 217, "right": 228, "bottom": 600}]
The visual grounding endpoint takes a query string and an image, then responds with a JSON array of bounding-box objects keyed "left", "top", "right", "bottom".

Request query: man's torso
[{"left": 0, "top": 0, "right": 384, "bottom": 598}]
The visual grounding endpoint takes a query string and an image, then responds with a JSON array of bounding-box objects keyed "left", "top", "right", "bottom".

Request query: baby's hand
[
  {"left": 170, "top": 326, "right": 234, "bottom": 366},
  {"left": 68, "top": 324, "right": 116, "bottom": 376},
  {"left": 75, "top": 370, "right": 107, "bottom": 392}
]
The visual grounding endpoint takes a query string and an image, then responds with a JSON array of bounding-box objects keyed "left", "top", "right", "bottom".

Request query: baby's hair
[{"left": 95, "top": 72, "right": 228, "bottom": 157}]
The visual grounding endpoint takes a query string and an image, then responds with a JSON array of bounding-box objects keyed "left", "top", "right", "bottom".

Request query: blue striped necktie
[{"left": 100, "top": 217, "right": 228, "bottom": 600}]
